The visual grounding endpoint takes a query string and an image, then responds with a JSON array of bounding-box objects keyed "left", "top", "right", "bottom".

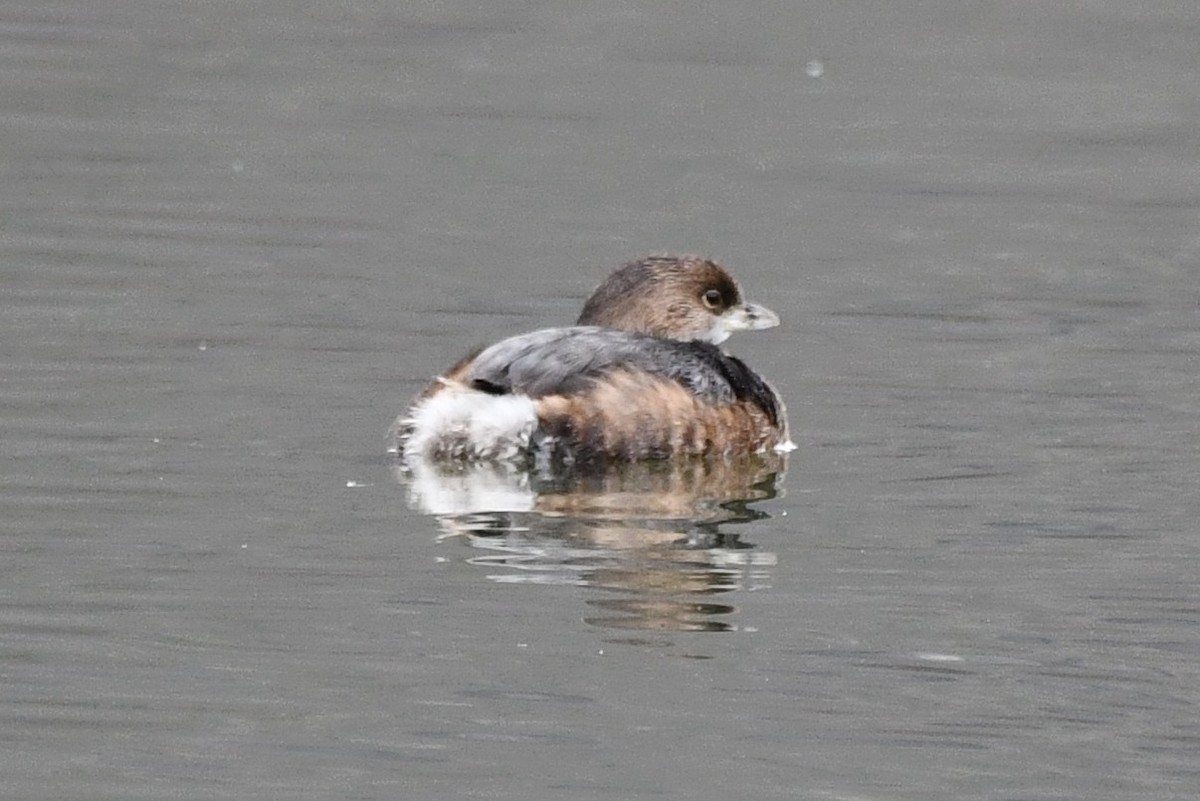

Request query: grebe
[{"left": 393, "top": 255, "right": 792, "bottom": 464}]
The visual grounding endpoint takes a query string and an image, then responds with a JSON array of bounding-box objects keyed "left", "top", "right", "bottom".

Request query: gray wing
[{"left": 463, "top": 326, "right": 739, "bottom": 403}]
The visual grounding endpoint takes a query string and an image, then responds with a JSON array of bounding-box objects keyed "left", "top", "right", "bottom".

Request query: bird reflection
[{"left": 394, "top": 453, "right": 786, "bottom": 637}]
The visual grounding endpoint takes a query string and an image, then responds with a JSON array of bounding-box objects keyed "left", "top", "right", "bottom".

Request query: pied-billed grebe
[{"left": 393, "top": 255, "right": 793, "bottom": 463}]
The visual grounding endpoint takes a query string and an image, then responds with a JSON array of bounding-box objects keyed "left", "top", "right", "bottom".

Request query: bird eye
[{"left": 702, "top": 289, "right": 722, "bottom": 309}]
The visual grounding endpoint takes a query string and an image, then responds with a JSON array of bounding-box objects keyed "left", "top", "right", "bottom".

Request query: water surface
[{"left": 3, "top": 1, "right": 1199, "bottom": 799}]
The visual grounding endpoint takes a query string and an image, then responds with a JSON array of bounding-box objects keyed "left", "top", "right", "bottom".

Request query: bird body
[{"left": 394, "top": 255, "right": 792, "bottom": 465}]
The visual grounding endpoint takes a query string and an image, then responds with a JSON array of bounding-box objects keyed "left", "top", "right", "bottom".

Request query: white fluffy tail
[{"left": 400, "top": 380, "right": 538, "bottom": 462}]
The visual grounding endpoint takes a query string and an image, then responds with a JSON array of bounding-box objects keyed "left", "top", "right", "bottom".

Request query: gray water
[{"left": 4, "top": 1, "right": 1200, "bottom": 799}]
